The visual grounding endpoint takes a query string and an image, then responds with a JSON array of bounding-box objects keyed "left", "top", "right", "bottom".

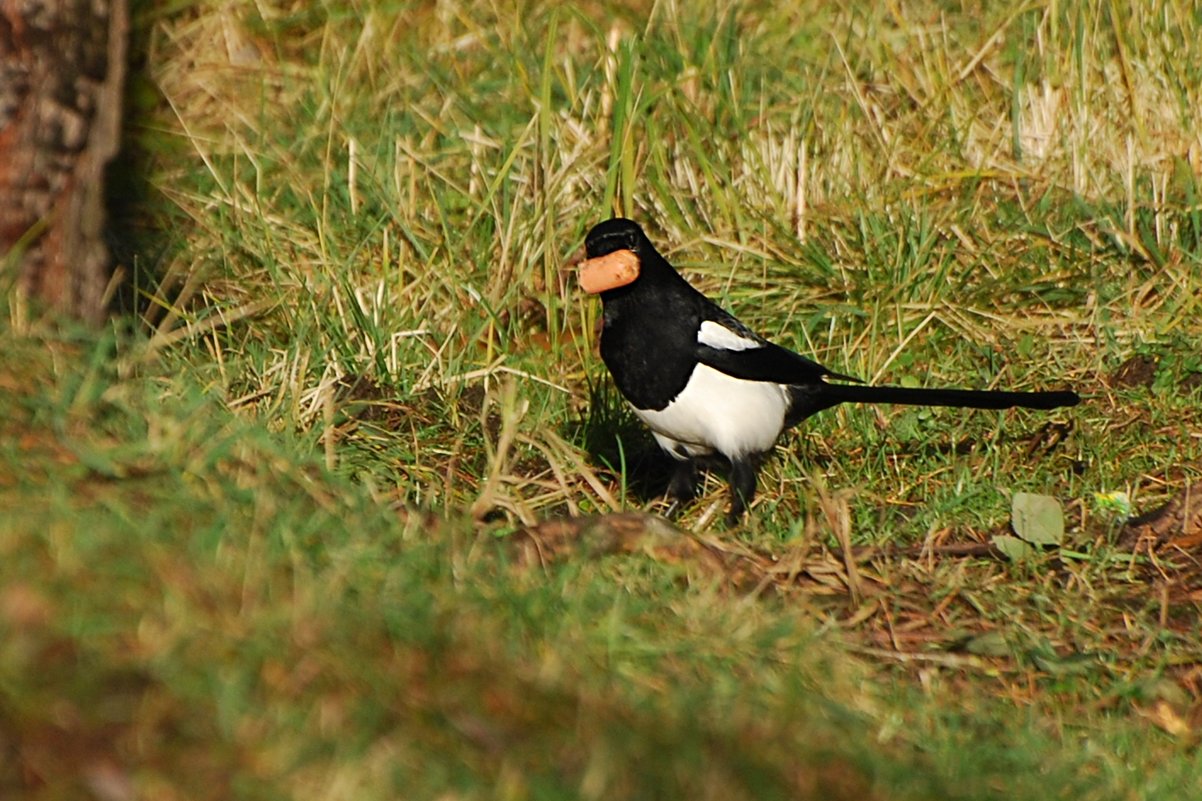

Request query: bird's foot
[
  {"left": 665, "top": 459, "right": 699, "bottom": 504},
  {"left": 724, "top": 457, "right": 759, "bottom": 525}
]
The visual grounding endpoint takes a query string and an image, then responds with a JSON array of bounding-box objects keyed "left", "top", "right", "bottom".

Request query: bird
[{"left": 578, "top": 217, "right": 1080, "bottom": 523}]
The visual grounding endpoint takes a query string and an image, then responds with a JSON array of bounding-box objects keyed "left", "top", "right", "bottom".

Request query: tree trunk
[{"left": 0, "top": 0, "right": 129, "bottom": 324}]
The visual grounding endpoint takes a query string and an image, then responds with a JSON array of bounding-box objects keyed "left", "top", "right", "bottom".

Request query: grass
[{"left": 4, "top": 0, "right": 1202, "bottom": 797}]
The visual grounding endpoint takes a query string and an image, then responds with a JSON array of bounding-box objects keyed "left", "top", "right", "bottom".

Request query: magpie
[{"left": 578, "top": 217, "right": 1080, "bottom": 523}]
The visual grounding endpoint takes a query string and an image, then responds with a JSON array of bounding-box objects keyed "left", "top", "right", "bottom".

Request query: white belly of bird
[{"left": 632, "top": 363, "right": 789, "bottom": 460}]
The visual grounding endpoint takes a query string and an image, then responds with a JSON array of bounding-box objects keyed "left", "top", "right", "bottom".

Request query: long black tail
[{"left": 819, "top": 382, "right": 1079, "bottom": 410}]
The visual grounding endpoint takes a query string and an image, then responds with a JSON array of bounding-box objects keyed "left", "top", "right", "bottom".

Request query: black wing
[{"left": 695, "top": 307, "right": 860, "bottom": 386}]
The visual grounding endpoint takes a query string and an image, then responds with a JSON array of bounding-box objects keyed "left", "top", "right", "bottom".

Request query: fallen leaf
[
  {"left": 1011, "top": 492, "right": 1064, "bottom": 546},
  {"left": 992, "top": 534, "right": 1036, "bottom": 561}
]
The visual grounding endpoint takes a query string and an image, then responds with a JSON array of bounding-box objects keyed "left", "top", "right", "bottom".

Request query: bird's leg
[
  {"left": 725, "top": 457, "right": 758, "bottom": 524},
  {"left": 663, "top": 457, "right": 699, "bottom": 516}
]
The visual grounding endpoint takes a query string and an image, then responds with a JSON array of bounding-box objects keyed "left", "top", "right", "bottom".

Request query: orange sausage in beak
[{"left": 578, "top": 249, "right": 640, "bottom": 294}]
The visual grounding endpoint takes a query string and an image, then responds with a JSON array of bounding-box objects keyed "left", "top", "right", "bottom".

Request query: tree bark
[{"left": 0, "top": 0, "right": 129, "bottom": 324}]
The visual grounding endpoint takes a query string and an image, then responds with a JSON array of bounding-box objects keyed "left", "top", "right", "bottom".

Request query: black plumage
[{"left": 581, "top": 218, "right": 1079, "bottom": 522}]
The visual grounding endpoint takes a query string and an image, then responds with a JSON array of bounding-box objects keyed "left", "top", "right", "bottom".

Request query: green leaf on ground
[
  {"left": 1011, "top": 492, "right": 1065, "bottom": 547},
  {"left": 992, "top": 534, "right": 1037, "bottom": 561}
]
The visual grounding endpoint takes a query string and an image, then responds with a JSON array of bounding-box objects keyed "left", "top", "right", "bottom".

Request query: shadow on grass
[{"left": 567, "top": 379, "right": 679, "bottom": 505}]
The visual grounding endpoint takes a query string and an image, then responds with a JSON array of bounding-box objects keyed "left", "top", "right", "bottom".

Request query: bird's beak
[{"left": 578, "top": 249, "right": 640, "bottom": 294}]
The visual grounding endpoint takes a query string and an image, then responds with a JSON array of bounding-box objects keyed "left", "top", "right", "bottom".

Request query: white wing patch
[{"left": 697, "top": 320, "right": 761, "bottom": 352}]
